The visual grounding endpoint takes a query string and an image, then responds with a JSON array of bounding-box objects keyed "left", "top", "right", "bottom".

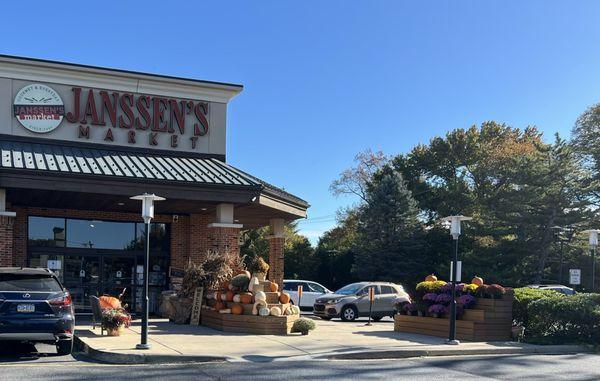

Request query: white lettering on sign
[{"left": 569, "top": 269, "right": 581, "bottom": 285}]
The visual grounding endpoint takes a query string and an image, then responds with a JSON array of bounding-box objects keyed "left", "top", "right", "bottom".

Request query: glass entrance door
[
  {"left": 63, "top": 255, "right": 101, "bottom": 313},
  {"left": 101, "top": 256, "right": 137, "bottom": 312}
]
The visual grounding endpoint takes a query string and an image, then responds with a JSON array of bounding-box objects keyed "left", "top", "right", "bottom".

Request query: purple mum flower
[
  {"left": 435, "top": 293, "right": 453, "bottom": 304},
  {"left": 428, "top": 304, "right": 446, "bottom": 315},
  {"left": 458, "top": 294, "right": 476, "bottom": 309},
  {"left": 423, "top": 293, "right": 438, "bottom": 303}
]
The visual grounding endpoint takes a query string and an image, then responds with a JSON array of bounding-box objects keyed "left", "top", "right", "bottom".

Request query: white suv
[{"left": 282, "top": 280, "right": 331, "bottom": 310}]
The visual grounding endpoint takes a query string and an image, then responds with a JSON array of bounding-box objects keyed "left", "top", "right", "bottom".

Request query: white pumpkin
[
  {"left": 270, "top": 307, "right": 282, "bottom": 316},
  {"left": 258, "top": 307, "right": 270, "bottom": 316},
  {"left": 220, "top": 293, "right": 228, "bottom": 301},
  {"left": 254, "top": 291, "right": 266, "bottom": 302},
  {"left": 252, "top": 300, "right": 267, "bottom": 315},
  {"left": 219, "top": 309, "right": 231, "bottom": 314},
  {"left": 248, "top": 276, "right": 259, "bottom": 292},
  {"left": 233, "top": 294, "right": 241, "bottom": 303},
  {"left": 290, "top": 305, "right": 300, "bottom": 315}
]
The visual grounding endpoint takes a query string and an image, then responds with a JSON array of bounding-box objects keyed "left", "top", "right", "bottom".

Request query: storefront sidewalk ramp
[{"left": 74, "top": 318, "right": 593, "bottom": 364}]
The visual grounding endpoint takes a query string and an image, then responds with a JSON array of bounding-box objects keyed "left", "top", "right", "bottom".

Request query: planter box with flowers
[
  {"left": 101, "top": 308, "right": 132, "bottom": 336},
  {"left": 394, "top": 275, "right": 513, "bottom": 341}
]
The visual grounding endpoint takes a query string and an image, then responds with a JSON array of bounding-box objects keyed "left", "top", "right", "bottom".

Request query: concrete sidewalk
[{"left": 75, "top": 318, "right": 592, "bottom": 364}]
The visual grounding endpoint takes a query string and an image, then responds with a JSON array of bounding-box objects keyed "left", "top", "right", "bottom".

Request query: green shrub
[
  {"left": 291, "top": 318, "right": 316, "bottom": 335},
  {"left": 525, "top": 293, "right": 600, "bottom": 345},
  {"left": 513, "top": 287, "right": 563, "bottom": 327}
]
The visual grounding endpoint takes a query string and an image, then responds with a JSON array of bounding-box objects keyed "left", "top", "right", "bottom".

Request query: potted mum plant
[
  {"left": 249, "top": 256, "right": 270, "bottom": 281},
  {"left": 428, "top": 304, "right": 446, "bottom": 318},
  {"left": 101, "top": 308, "right": 131, "bottom": 336}
]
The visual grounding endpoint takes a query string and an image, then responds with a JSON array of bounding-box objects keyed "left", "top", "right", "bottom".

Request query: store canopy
[{"left": 0, "top": 139, "right": 308, "bottom": 220}]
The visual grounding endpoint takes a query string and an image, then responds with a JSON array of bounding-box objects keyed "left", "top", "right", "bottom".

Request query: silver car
[{"left": 313, "top": 282, "right": 410, "bottom": 322}]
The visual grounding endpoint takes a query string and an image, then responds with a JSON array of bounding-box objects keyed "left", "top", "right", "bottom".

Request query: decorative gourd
[
  {"left": 225, "top": 291, "right": 234, "bottom": 302},
  {"left": 254, "top": 291, "right": 267, "bottom": 302},
  {"left": 230, "top": 274, "right": 251, "bottom": 291},
  {"left": 220, "top": 293, "right": 228, "bottom": 301},
  {"left": 231, "top": 303, "right": 243, "bottom": 315},
  {"left": 269, "top": 282, "right": 279, "bottom": 292},
  {"left": 425, "top": 274, "right": 438, "bottom": 282},
  {"left": 214, "top": 301, "right": 225, "bottom": 311},
  {"left": 290, "top": 305, "right": 301, "bottom": 315},
  {"left": 240, "top": 293, "right": 253, "bottom": 304},
  {"left": 270, "top": 306, "right": 282, "bottom": 316},
  {"left": 215, "top": 292, "right": 222, "bottom": 301},
  {"left": 258, "top": 307, "right": 270, "bottom": 316},
  {"left": 237, "top": 270, "right": 251, "bottom": 278},
  {"left": 279, "top": 292, "right": 291, "bottom": 304},
  {"left": 219, "top": 309, "right": 231, "bottom": 314},
  {"left": 233, "top": 294, "right": 241, "bottom": 303},
  {"left": 99, "top": 296, "right": 121, "bottom": 310},
  {"left": 471, "top": 276, "right": 484, "bottom": 286},
  {"left": 252, "top": 300, "right": 267, "bottom": 315},
  {"left": 248, "top": 276, "right": 259, "bottom": 292}
]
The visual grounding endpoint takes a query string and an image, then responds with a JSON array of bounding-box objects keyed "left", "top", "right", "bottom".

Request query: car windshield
[
  {"left": 335, "top": 283, "right": 363, "bottom": 295},
  {"left": 0, "top": 274, "right": 62, "bottom": 292}
]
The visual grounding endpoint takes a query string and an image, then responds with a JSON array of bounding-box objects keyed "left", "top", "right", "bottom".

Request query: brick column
[
  {"left": 268, "top": 236, "right": 285, "bottom": 289},
  {"left": 0, "top": 214, "right": 15, "bottom": 266},
  {"left": 208, "top": 226, "right": 241, "bottom": 261}
]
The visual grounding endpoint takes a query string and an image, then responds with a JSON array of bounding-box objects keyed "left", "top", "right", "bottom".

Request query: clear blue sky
[{"left": 3, "top": 1, "right": 600, "bottom": 243}]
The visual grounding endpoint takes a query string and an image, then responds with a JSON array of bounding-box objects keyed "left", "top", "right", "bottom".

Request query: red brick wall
[
  {"left": 0, "top": 215, "right": 15, "bottom": 266},
  {"left": 268, "top": 236, "right": 285, "bottom": 289}
]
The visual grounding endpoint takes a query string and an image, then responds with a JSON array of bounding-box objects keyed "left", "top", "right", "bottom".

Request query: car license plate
[{"left": 17, "top": 304, "right": 35, "bottom": 313}]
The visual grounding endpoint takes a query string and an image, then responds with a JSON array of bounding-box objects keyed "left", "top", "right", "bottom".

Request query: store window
[
  {"left": 28, "top": 217, "right": 66, "bottom": 247},
  {"left": 66, "top": 219, "right": 136, "bottom": 250},
  {"left": 135, "top": 223, "right": 169, "bottom": 251}
]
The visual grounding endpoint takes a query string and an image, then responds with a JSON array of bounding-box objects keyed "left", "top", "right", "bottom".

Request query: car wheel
[
  {"left": 56, "top": 339, "right": 73, "bottom": 356},
  {"left": 340, "top": 305, "right": 358, "bottom": 322},
  {"left": 372, "top": 316, "right": 383, "bottom": 322}
]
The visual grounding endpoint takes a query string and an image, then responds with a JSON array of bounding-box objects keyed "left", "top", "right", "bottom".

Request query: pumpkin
[
  {"left": 233, "top": 294, "right": 241, "bottom": 303},
  {"left": 219, "top": 309, "right": 231, "bottom": 314},
  {"left": 270, "top": 306, "right": 282, "bottom": 316},
  {"left": 214, "top": 301, "right": 225, "bottom": 311},
  {"left": 248, "top": 277, "right": 259, "bottom": 292},
  {"left": 290, "top": 305, "right": 301, "bottom": 315},
  {"left": 279, "top": 292, "right": 291, "bottom": 304},
  {"left": 258, "top": 307, "right": 270, "bottom": 316},
  {"left": 99, "top": 296, "right": 121, "bottom": 310},
  {"left": 254, "top": 291, "right": 267, "bottom": 302},
  {"left": 240, "top": 293, "right": 253, "bottom": 304},
  {"left": 269, "top": 282, "right": 279, "bottom": 292},
  {"left": 225, "top": 291, "right": 234, "bottom": 302},
  {"left": 231, "top": 303, "right": 243, "bottom": 315},
  {"left": 220, "top": 293, "right": 228, "bottom": 301},
  {"left": 472, "top": 276, "right": 484, "bottom": 286},
  {"left": 215, "top": 291, "right": 222, "bottom": 301},
  {"left": 425, "top": 274, "right": 438, "bottom": 282}
]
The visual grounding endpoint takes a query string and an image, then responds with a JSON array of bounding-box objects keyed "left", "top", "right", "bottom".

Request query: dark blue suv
[{"left": 0, "top": 268, "right": 75, "bottom": 355}]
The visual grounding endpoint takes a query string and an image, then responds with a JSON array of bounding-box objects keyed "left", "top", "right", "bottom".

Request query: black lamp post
[
  {"left": 551, "top": 226, "right": 575, "bottom": 284},
  {"left": 131, "top": 193, "right": 165, "bottom": 350},
  {"left": 442, "top": 215, "right": 472, "bottom": 346}
]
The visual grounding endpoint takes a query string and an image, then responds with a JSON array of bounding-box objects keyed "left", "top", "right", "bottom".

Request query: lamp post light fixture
[
  {"left": 583, "top": 230, "right": 599, "bottom": 292},
  {"left": 441, "top": 215, "right": 472, "bottom": 345},
  {"left": 130, "top": 193, "right": 165, "bottom": 350}
]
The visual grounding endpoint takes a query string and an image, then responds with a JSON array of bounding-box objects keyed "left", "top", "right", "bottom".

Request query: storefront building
[{"left": 0, "top": 55, "right": 308, "bottom": 314}]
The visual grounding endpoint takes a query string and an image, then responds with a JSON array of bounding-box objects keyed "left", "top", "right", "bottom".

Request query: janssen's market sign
[{"left": 13, "top": 84, "right": 210, "bottom": 150}]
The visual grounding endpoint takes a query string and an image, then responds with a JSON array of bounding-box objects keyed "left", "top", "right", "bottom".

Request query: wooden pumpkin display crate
[
  {"left": 394, "top": 290, "right": 514, "bottom": 341},
  {"left": 201, "top": 280, "right": 299, "bottom": 335}
]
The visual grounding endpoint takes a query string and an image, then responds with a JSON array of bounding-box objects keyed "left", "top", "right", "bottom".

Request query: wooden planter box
[
  {"left": 201, "top": 308, "right": 298, "bottom": 335},
  {"left": 394, "top": 291, "right": 513, "bottom": 341}
]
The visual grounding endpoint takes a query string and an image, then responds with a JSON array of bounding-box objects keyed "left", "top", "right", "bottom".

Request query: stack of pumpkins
[{"left": 204, "top": 271, "right": 301, "bottom": 317}]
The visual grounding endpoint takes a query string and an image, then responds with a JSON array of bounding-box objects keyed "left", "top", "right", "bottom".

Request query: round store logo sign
[{"left": 13, "top": 84, "right": 65, "bottom": 133}]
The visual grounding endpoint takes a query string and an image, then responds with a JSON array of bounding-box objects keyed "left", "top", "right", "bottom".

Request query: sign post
[
  {"left": 297, "top": 285, "right": 303, "bottom": 312},
  {"left": 366, "top": 287, "right": 375, "bottom": 326},
  {"left": 569, "top": 269, "right": 581, "bottom": 286}
]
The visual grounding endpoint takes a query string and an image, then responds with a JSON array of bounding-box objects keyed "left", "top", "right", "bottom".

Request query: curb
[
  {"left": 324, "top": 344, "right": 596, "bottom": 360},
  {"left": 74, "top": 336, "right": 227, "bottom": 364}
]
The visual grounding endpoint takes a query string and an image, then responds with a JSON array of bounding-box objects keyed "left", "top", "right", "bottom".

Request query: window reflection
[
  {"left": 28, "top": 217, "right": 65, "bottom": 247},
  {"left": 66, "top": 219, "right": 136, "bottom": 250},
  {"left": 135, "top": 223, "right": 169, "bottom": 251}
]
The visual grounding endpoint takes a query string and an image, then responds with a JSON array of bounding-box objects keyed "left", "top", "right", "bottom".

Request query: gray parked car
[{"left": 313, "top": 282, "right": 410, "bottom": 322}]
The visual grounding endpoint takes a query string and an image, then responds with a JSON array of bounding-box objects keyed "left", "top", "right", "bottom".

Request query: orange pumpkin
[
  {"left": 269, "top": 282, "right": 279, "bottom": 292},
  {"left": 214, "top": 301, "right": 225, "bottom": 311},
  {"left": 471, "top": 276, "right": 484, "bottom": 286},
  {"left": 99, "top": 295, "right": 121, "bottom": 310},
  {"left": 240, "top": 293, "right": 253, "bottom": 304},
  {"left": 279, "top": 292, "right": 291, "bottom": 304},
  {"left": 225, "top": 291, "right": 235, "bottom": 302},
  {"left": 215, "top": 291, "right": 222, "bottom": 301},
  {"left": 425, "top": 274, "right": 438, "bottom": 282},
  {"left": 231, "top": 303, "right": 243, "bottom": 315}
]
